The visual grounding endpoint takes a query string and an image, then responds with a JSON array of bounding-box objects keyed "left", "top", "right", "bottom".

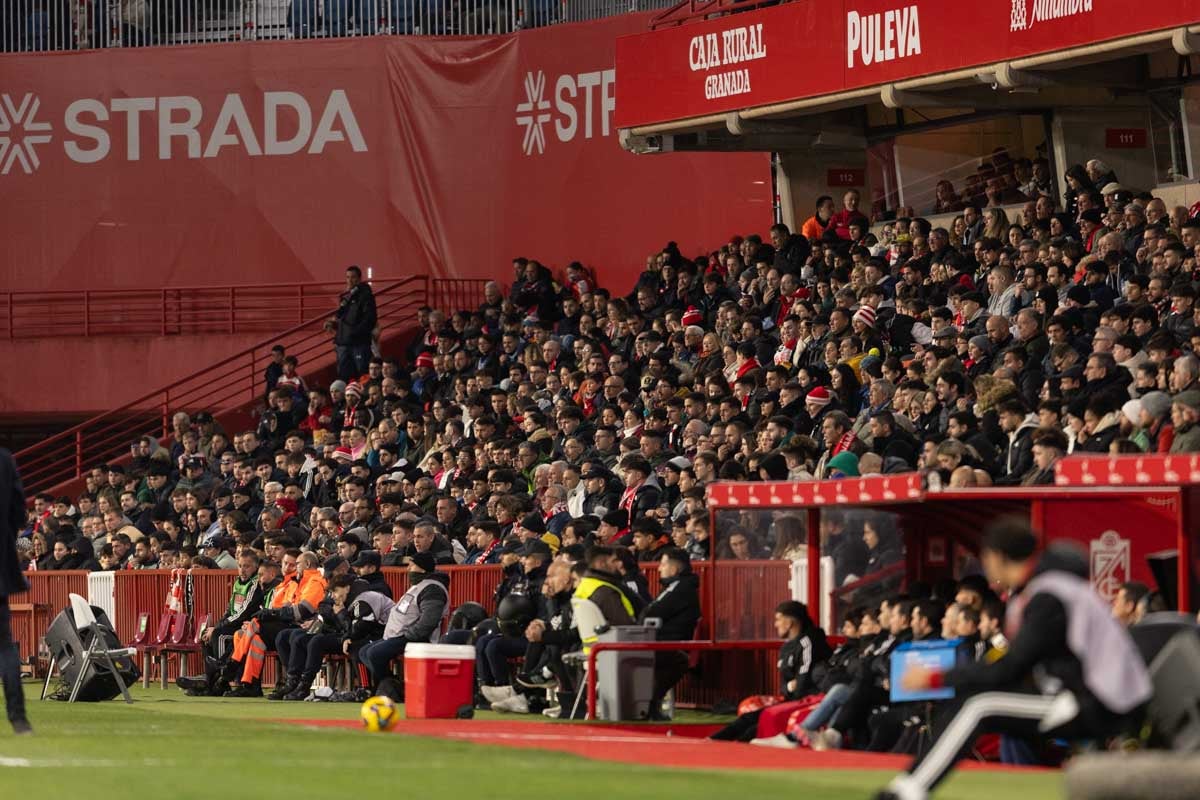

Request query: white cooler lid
[{"left": 406, "top": 643, "right": 477, "bottom": 660}]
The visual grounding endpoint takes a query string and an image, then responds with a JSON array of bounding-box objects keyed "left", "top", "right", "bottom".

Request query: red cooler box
[{"left": 404, "top": 643, "right": 477, "bottom": 718}]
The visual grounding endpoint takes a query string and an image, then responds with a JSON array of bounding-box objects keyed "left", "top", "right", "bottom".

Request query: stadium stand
[{"left": 18, "top": 150, "right": 1200, "bottom": 713}]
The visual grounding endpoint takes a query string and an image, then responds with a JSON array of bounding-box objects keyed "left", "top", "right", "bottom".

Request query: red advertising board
[
  {"left": 0, "top": 16, "right": 769, "bottom": 294},
  {"left": 615, "top": 0, "right": 1200, "bottom": 128},
  {"left": 1038, "top": 493, "right": 1180, "bottom": 603}
]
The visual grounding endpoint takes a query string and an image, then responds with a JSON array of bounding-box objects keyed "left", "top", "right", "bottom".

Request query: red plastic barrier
[
  {"left": 17, "top": 562, "right": 793, "bottom": 702},
  {"left": 10, "top": 571, "right": 90, "bottom": 660}
]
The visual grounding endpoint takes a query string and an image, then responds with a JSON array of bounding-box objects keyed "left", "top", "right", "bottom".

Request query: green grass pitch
[{"left": 0, "top": 684, "right": 1063, "bottom": 799}]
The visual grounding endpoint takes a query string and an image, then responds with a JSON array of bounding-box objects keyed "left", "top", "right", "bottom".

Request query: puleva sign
[{"left": 0, "top": 89, "right": 365, "bottom": 175}]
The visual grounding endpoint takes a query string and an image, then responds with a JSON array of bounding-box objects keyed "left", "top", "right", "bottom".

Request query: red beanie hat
[
  {"left": 681, "top": 307, "right": 704, "bottom": 327},
  {"left": 415, "top": 351, "right": 435, "bottom": 369},
  {"left": 806, "top": 386, "right": 832, "bottom": 407}
]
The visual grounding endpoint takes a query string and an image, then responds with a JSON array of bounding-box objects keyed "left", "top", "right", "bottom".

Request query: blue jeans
[
  {"left": 799, "top": 683, "right": 851, "bottom": 732},
  {"left": 359, "top": 637, "right": 408, "bottom": 687}
]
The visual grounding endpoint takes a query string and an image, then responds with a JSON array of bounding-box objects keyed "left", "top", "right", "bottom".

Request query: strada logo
[
  {"left": 0, "top": 89, "right": 365, "bottom": 175},
  {"left": 515, "top": 69, "right": 616, "bottom": 157},
  {"left": 1010, "top": 0, "right": 1094, "bottom": 32},
  {"left": 0, "top": 94, "right": 52, "bottom": 175},
  {"left": 846, "top": 5, "right": 922, "bottom": 69}
]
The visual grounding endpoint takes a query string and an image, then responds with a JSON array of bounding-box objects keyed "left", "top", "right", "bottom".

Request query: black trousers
[
  {"left": 0, "top": 596, "right": 27, "bottom": 724},
  {"left": 710, "top": 708, "right": 763, "bottom": 742},
  {"left": 891, "top": 690, "right": 1142, "bottom": 797},
  {"left": 288, "top": 633, "right": 343, "bottom": 675},
  {"left": 651, "top": 651, "right": 690, "bottom": 705},
  {"left": 829, "top": 680, "right": 889, "bottom": 740}
]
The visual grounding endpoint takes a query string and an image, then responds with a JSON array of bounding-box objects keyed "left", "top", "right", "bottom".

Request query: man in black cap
[
  {"left": 351, "top": 550, "right": 393, "bottom": 598},
  {"left": 0, "top": 449, "right": 30, "bottom": 734},
  {"left": 515, "top": 512, "right": 547, "bottom": 543},
  {"left": 958, "top": 291, "right": 989, "bottom": 339},
  {"left": 176, "top": 455, "right": 215, "bottom": 498},
  {"left": 581, "top": 465, "right": 618, "bottom": 517},
  {"left": 357, "top": 551, "right": 449, "bottom": 693}
]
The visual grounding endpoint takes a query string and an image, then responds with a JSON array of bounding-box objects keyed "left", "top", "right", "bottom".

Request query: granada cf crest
[{"left": 1089, "top": 530, "right": 1129, "bottom": 601}]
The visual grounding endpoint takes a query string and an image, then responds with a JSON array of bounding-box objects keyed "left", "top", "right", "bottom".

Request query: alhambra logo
[
  {"left": 1010, "top": 0, "right": 1094, "bottom": 32},
  {"left": 515, "top": 71, "right": 551, "bottom": 156},
  {"left": 0, "top": 93, "right": 52, "bottom": 175}
]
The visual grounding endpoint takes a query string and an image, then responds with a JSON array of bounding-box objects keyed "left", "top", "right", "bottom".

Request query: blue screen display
[{"left": 889, "top": 639, "right": 961, "bottom": 703}]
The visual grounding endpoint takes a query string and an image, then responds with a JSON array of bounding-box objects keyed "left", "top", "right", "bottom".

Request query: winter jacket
[
  {"left": 813, "top": 637, "right": 859, "bottom": 692},
  {"left": 779, "top": 624, "right": 832, "bottom": 700},
  {"left": 334, "top": 283, "right": 377, "bottom": 347},
  {"left": 994, "top": 416, "right": 1037, "bottom": 485},
  {"left": 355, "top": 570, "right": 394, "bottom": 599},
  {"left": 1078, "top": 413, "right": 1121, "bottom": 454},
  {"left": 640, "top": 570, "right": 701, "bottom": 642},
  {"left": 1169, "top": 422, "right": 1200, "bottom": 454}
]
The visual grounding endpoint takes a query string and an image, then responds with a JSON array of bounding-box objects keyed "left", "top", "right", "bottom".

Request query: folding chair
[{"left": 41, "top": 594, "right": 137, "bottom": 704}]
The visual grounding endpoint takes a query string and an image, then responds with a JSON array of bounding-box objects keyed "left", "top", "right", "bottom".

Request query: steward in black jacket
[{"left": 640, "top": 549, "right": 703, "bottom": 718}]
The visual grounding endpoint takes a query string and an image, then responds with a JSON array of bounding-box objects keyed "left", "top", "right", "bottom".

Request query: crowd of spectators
[
  {"left": 13, "top": 152, "right": 1200, "bottom": 718},
  {"left": 18, "top": 153, "right": 1200, "bottom": 579}
]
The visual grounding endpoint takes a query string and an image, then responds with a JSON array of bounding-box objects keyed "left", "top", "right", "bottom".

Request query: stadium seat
[
  {"left": 139, "top": 613, "right": 175, "bottom": 689},
  {"left": 157, "top": 613, "right": 211, "bottom": 690}
]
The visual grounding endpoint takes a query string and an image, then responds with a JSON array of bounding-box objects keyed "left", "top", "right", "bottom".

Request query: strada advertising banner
[
  {"left": 615, "top": 0, "right": 1200, "bottom": 128},
  {"left": 0, "top": 17, "right": 769, "bottom": 293}
]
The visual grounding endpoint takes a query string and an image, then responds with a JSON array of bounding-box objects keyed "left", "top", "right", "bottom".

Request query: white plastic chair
[
  {"left": 41, "top": 594, "right": 137, "bottom": 704},
  {"left": 565, "top": 597, "right": 609, "bottom": 719}
]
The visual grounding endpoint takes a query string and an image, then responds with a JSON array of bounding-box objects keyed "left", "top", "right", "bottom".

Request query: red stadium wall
[{"left": 0, "top": 16, "right": 770, "bottom": 297}]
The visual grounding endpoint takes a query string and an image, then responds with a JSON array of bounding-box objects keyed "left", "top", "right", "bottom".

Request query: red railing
[
  {"left": 2, "top": 281, "right": 352, "bottom": 340},
  {"left": 430, "top": 278, "right": 495, "bottom": 316},
  {"left": 13, "top": 276, "right": 431, "bottom": 495},
  {"left": 0, "top": 277, "right": 492, "bottom": 340}
]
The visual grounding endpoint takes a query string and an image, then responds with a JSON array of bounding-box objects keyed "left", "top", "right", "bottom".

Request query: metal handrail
[
  {"left": 0, "top": 280, "right": 360, "bottom": 340},
  {"left": 0, "top": 0, "right": 682, "bottom": 53},
  {"left": 14, "top": 275, "right": 434, "bottom": 494}
]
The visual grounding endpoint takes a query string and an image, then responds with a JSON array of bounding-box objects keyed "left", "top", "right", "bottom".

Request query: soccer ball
[{"left": 360, "top": 695, "right": 399, "bottom": 732}]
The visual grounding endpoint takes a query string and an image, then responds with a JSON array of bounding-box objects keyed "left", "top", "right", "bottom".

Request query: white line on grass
[{"left": 0, "top": 757, "right": 177, "bottom": 768}]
